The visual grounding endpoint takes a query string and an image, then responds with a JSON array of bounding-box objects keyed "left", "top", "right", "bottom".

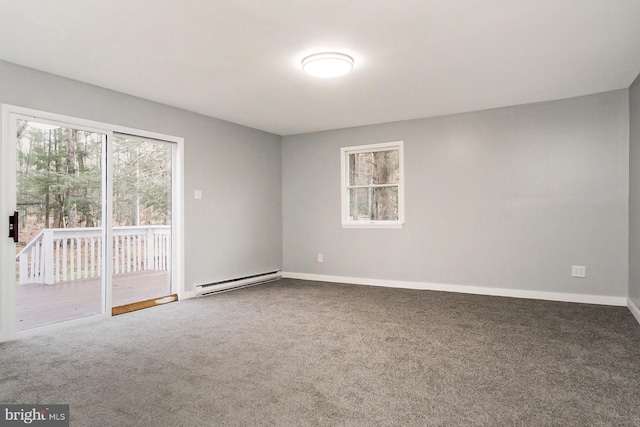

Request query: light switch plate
[{"left": 194, "top": 190, "right": 202, "bottom": 199}]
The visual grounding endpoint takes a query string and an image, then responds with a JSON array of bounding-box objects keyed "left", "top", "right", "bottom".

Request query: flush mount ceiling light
[{"left": 302, "top": 52, "right": 354, "bottom": 78}]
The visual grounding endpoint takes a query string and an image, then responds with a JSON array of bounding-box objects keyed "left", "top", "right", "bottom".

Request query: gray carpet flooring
[{"left": 1, "top": 278, "right": 639, "bottom": 426}]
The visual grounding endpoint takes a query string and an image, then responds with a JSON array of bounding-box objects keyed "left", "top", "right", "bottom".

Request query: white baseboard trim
[
  {"left": 628, "top": 298, "right": 640, "bottom": 326},
  {"left": 282, "top": 272, "right": 628, "bottom": 307}
]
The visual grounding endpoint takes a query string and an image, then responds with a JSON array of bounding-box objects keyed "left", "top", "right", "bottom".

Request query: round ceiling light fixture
[{"left": 302, "top": 52, "right": 354, "bottom": 78}]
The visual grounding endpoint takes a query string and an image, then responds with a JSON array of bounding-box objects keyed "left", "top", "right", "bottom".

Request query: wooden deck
[{"left": 16, "top": 270, "right": 170, "bottom": 331}]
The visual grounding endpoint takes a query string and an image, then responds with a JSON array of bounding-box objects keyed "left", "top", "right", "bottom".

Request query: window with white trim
[{"left": 341, "top": 141, "right": 404, "bottom": 228}]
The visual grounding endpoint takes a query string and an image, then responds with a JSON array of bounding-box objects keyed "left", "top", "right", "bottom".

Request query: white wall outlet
[
  {"left": 317, "top": 253, "right": 323, "bottom": 263},
  {"left": 571, "top": 265, "right": 586, "bottom": 278},
  {"left": 194, "top": 190, "right": 202, "bottom": 199}
]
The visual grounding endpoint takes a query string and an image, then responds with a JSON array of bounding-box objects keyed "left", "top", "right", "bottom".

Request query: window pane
[
  {"left": 112, "top": 137, "right": 172, "bottom": 227},
  {"left": 349, "top": 186, "right": 398, "bottom": 221},
  {"left": 15, "top": 119, "right": 105, "bottom": 331},
  {"left": 112, "top": 136, "right": 172, "bottom": 306},
  {"left": 349, "top": 150, "right": 399, "bottom": 186},
  {"left": 373, "top": 150, "right": 399, "bottom": 185},
  {"left": 349, "top": 152, "right": 373, "bottom": 185}
]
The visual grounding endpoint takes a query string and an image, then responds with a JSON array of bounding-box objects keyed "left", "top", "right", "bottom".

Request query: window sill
[{"left": 342, "top": 222, "right": 404, "bottom": 229}]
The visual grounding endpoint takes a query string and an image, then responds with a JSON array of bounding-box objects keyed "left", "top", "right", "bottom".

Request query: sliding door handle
[{"left": 8, "top": 211, "right": 18, "bottom": 242}]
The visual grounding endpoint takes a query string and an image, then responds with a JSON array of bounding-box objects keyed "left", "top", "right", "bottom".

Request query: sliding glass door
[
  {"left": 111, "top": 135, "right": 173, "bottom": 308},
  {"left": 13, "top": 118, "right": 106, "bottom": 331},
  {"left": 2, "top": 108, "right": 180, "bottom": 337}
]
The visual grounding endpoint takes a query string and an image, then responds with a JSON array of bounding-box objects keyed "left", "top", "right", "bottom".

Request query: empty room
[{"left": 0, "top": 1, "right": 639, "bottom": 426}]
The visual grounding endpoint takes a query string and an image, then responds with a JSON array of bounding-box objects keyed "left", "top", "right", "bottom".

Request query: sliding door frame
[{"left": 0, "top": 104, "right": 185, "bottom": 341}]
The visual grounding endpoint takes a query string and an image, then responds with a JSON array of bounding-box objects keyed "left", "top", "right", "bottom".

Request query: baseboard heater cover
[{"left": 196, "top": 271, "right": 282, "bottom": 296}]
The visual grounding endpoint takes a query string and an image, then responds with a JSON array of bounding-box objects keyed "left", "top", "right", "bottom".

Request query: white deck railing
[{"left": 15, "top": 226, "right": 171, "bottom": 285}]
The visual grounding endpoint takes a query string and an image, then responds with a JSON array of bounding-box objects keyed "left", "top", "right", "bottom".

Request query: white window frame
[{"left": 340, "top": 141, "right": 404, "bottom": 229}]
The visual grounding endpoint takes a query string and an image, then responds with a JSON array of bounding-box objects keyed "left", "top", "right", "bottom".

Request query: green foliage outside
[{"left": 16, "top": 120, "right": 171, "bottom": 246}]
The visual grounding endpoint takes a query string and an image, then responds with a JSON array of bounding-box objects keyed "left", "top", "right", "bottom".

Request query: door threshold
[{"left": 112, "top": 294, "right": 178, "bottom": 316}]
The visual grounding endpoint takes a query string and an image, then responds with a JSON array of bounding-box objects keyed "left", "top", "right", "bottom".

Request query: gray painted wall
[
  {"left": 283, "top": 90, "right": 629, "bottom": 298},
  {"left": 0, "top": 60, "right": 282, "bottom": 291},
  {"left": 629, "top": 73, "right": 640, "bottom": 307},
  {"left": 1, "top": 59, "right": 632, "bottom": 303}
]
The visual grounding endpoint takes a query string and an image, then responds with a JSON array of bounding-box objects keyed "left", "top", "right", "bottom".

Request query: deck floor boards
[{"left": 15, "top": 270, "right": 170, "bottom": 331}]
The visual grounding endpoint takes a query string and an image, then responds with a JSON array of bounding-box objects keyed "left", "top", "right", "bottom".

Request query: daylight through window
[{"left": 341, "top": 141, "right": 404, "bottom": 228}]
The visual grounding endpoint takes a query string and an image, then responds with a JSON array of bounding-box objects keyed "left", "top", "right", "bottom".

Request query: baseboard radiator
[{"left": 196, "top": 271, "right": 282, "bottom": 296}]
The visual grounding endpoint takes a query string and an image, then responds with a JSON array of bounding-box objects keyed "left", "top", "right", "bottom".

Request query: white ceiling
[{"left": 0, "top": 0, "right": 639, "bottom": 136}]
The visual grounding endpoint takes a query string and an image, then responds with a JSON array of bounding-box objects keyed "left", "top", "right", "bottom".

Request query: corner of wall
[
  {"left": 629, "top": 71, "right": 640, "bottom": 312},
  {"left": 628, "top": 298, "right": 640, "bottom": 326}
]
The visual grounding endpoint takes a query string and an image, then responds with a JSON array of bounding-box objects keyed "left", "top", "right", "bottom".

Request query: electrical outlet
[
  {"left": 571, "top": 265, "right": 586, "bottom": 278},
  {"left": 317, "top": 253, "right": 323, "bottom": 263}
]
